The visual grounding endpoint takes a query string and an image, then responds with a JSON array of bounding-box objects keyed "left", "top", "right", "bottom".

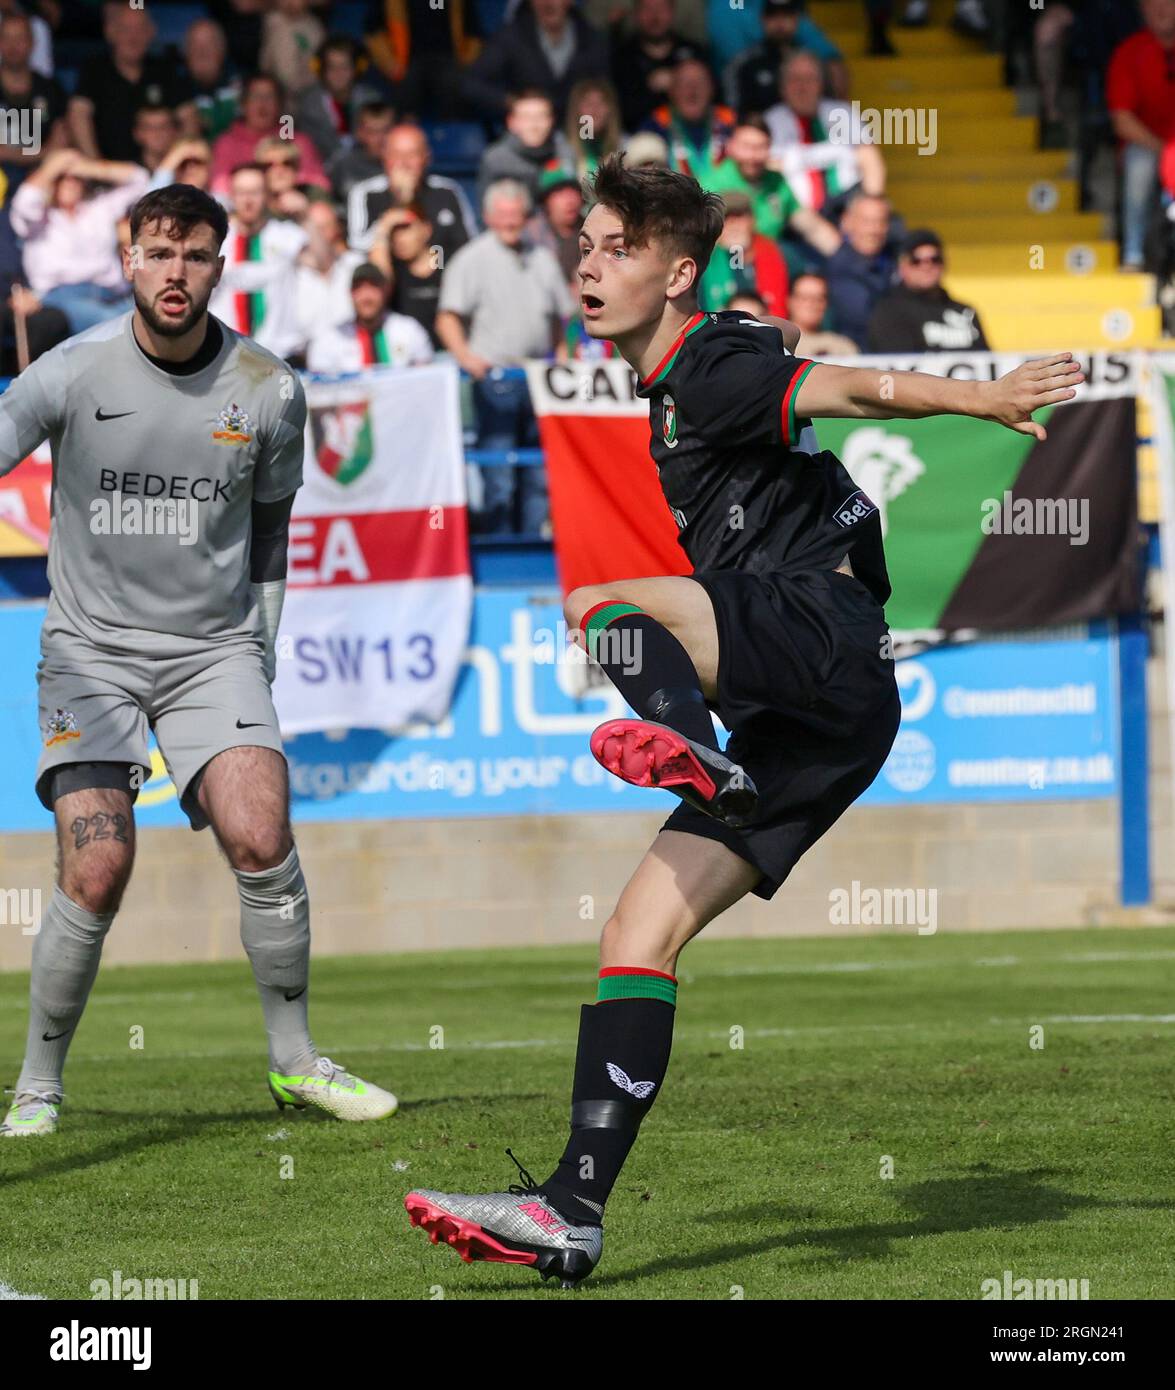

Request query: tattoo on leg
[{"left": 71, "top": 812, "right": 130, "bottom": 850}]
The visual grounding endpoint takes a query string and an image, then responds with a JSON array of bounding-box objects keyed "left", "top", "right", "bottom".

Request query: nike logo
[
  {"left": 284, "top": 988, "right": 306, "bottom": 1002},
  {"left": 94, "top": 408, "right": 136, "bottom": 421},
  {"left": 42, "top": 1030, "right": 70, "bottom": 1041},
  {"left": 235, "top": 718, "right": 267, "bottom": 729}
]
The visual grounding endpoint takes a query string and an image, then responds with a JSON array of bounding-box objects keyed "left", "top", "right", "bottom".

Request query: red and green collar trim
[{"left": 640, "top": 311, "right": 708, "bottom": 388}]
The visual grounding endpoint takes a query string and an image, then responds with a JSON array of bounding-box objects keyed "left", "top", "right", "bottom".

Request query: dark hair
[
  {"left": 128, "top": 183, "right": 229, "bottom": 248},
  {"left": 733, "top": 112, "right": 772, "bottom": 138},
  {"left": 356, "top": 100, "right": 394, "bottom": 122},
  {"left": 790, "top": 271, "right": 828, "bottom": 292},
  {"left": 590, "top": 152, "right": 724, "bottom": 277},
  {"left": 242, "top": 71, "right": 283, "bottom": 103},
  {"left": 506, "top": 87, "right": 555, "bottom": 113},
  {"left": 319, "top": 33, "right": 362, "bottom": 66}
]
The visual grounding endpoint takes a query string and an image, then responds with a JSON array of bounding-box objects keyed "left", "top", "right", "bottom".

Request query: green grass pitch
[{"left": 1, "top": 926, "right": 1172, "bottom": 1300}]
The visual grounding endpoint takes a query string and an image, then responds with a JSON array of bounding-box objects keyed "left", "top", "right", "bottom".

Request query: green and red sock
[
  {"left": 540, "top": 966, "right": 678, "bottom": 1226},
  {"left": 580, "top": 600, "right": 719, "bottom": 752}
]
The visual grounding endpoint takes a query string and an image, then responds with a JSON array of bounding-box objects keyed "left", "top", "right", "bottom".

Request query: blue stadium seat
[
  {"left": 331, "top": 2, "right": 371, "bottom": 41},
  {"left": 473, "top": 0, "right": 511, "bottom": 38},
  {"left": 423, "top": 121, "right": 486, "bottom": 176},
  {"left": 149, "top": 4, "right": 208, "bottom": 54}
]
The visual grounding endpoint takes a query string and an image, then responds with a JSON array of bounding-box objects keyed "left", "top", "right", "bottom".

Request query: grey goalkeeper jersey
[{"left": 0, "top": 312, "right": 306, "bottom": 658}]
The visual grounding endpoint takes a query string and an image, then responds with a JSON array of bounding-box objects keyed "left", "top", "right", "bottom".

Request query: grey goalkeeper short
[{"left": 35, "top": 622, "right": 284, "bottom": 831}]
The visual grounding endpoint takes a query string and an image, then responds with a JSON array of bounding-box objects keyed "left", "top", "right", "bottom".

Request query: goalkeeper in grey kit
[{"left": 0, "top": 183, "right": 397, "bottom": 1136}]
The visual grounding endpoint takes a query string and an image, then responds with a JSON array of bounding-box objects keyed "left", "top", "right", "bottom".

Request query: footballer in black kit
[
  {"left": 633, "top": 306, "right": 901, "bottom": 898},
  {"left": 405, "top": 156, "right": 1084, "bottom": 1289}
]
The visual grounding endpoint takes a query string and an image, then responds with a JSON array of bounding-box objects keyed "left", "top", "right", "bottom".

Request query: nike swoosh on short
[
  {"left": 95, "top": 408, "right": 136, "bottom": 421},
  {"left": 235, "top": 718, "right": 267, "bottom": 729},
  {"left": 284, "top": 988, "right": 306, "bottom": 1002},
  {"left": 42, "top": 1030, "right": 70, "bottom": 1041}
]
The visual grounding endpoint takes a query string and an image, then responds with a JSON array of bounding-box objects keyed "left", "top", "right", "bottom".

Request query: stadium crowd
[{"left": 0, "top": 0, "right": 1164, "bottom": 535}]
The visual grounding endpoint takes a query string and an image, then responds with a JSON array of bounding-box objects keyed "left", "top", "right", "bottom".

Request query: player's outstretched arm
[{"left": 793, "top": 352, "right": 1085, "bottom": 442}]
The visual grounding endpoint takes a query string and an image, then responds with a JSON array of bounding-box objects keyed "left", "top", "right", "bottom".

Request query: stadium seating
[{"left": 810, "top": 0, "right": 1163, "bottom": 350}]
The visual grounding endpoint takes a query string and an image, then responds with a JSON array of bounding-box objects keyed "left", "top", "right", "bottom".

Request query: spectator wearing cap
[
  {"left": 724, "top": 0, "right": 846, "bottom": 116},
  {"left": 464, "top": 0, "right": 610, "bottom": 123},
  {"left": 526, "top": 162, "right": 584, "bottom": 285},
  {"left": 788, "top": 271, "right": 858, "bottom": 356},
  {"left": 641, "top": 58, "right": 736, "bottom": 185},
  {"left": 698, "top": 190, "right": 788, "bottom": 314},
  {"left": 436, "top": 178, "right": 574, "bottom": 535},
  {"left": 707, "top": 113, "right": 839, "bottom": 255},
  {"left": 348, "top": 122, "right": 477, "bottom": 264},
  {"left": 1107, "top": 0, "right": 1175, "bottom": 269},
  {"left": 866, "top": 229, "right": 989, "bottom": 352},
  {"left": 822, "top": 191, "right": 896, "bottom": 350},
  {"left": 564, "top": 77, "right": 625, "bottom": 181},
  {"left": 210, "top": 73, "right": 330, "bottom": 196},
  {"left": 612, "top": 0, "right": 710, "bottom": 131},
  {"left": 477, "top": 88, "right": 576, "bottom": 206},
  {"left": 296, "top": 35, "right": 385, "bottom": 165},
  {"left": 296, "top": 196, "right": 367, "bottom": 340},
  {"left": 306, "top": 261, "right": 433, "bottom": 372},
  {"left": 764, "top": 50, "right": 886, "bottom": 222},
  {"left": 208, "top": 161, "right": 309, "bottom": 362},
  {"left": 622, "top": 130, "right": 670, "bottom": 166}
]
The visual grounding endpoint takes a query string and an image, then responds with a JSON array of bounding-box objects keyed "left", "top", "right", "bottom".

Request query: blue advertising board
[{"left": 0, "top": 590, "right": 1120, "bottom": 834}]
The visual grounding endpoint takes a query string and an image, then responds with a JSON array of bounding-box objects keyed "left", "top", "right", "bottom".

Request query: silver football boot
[{"left": 405, "top": 1150, "right": 604, "bottom": 1288}]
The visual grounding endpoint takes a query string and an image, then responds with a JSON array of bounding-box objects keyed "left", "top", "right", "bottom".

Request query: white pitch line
[
  {"left": 0, "top": 1281, "right": 44, "bottom": 1300},
  {"left": 67, "top": 1009, "right": 1175, "bottom": 1067}
]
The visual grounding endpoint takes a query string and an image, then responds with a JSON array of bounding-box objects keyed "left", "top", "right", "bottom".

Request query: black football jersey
[{"left": 634, "top": 310, "right": 891, "bottom": 604}]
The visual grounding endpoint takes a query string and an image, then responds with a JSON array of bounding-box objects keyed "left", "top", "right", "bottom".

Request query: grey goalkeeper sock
[
  {"left": 235, "top": 846, "right": 317, "bottom": 1076},
  {"left": 16, "top": 886, "right": 115, "bottom": 1096}
]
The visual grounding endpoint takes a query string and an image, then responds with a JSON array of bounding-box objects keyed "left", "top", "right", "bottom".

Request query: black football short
[{"left": 660, "top": 567, "right": 902, "bottom": 900}]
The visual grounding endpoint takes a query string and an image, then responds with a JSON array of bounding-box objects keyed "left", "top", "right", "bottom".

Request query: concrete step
[
  {"left": 886, "top": 176, "right": 1079, "bottom": 216},
  {"left": 945, "top": 241, "right": 1120, "bottom": 275},
  {"left": 923, "top": 211, "right": 1106, "bottom": 242},
  {"left": 974, "top": 304, "right": 1162, "bottom": 351},
  {"left": 946, "top": 271, "right": 1156, "bottom": 312}
]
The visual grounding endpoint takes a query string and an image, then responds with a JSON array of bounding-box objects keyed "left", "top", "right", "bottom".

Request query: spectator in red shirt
[
  {"left": 1106, "top": 0, "right": 1175, "bottom": 267},
  {"left": 210, "top": 72, "right": 330, "bottom": 195},
  {"left": 698, "top": 190, "right": 788, "bottom": 314}
]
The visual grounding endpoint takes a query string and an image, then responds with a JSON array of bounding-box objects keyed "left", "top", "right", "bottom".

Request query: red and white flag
[{"left": 275, "top": 362, "right": 471, "bottom": 735}]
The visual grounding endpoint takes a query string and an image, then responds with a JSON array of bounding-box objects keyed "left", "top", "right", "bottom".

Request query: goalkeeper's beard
[{"left": 133, "top": 284, "right": 210, "bottom": 338}]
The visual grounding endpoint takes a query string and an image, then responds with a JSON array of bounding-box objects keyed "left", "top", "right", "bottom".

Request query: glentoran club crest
[
  {"left": 44, "top": 708, "right": 81, "bottom": 747},
  {"left": 310, "top": 401, "right": 374, "bottom": 485},
  {"left": 662, "top": 393, "right": 678, "bottom": 448},
  {"left": 212, "top": 402, "right": 253, "bottom": 445}
]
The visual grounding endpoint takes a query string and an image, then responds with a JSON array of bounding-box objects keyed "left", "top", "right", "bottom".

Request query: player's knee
[
  {"left": 61, "top": 860, "right": 131, "bottom": 916},
  {"left": 599, "top": 909, "right": 687, "bottom": 974},
  {"left": 565, "top": 584, "right": 611, "bottom": 635},
  {"left": 227, "top": 824, "right": 293, "bottom": 874}
]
